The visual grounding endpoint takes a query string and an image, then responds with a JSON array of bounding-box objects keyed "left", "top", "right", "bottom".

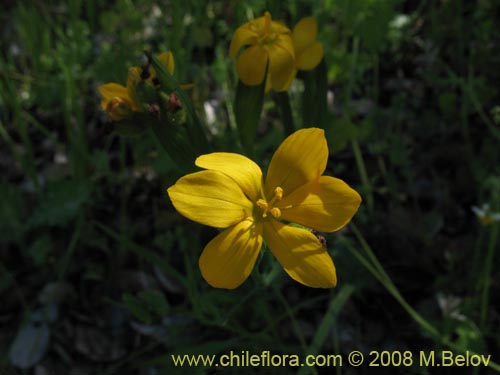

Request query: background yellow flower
[
  {"left": 98, "top": 51, "right": 175, "bottom": 120},
  {"left": 229, "top": 12, "right": 295, "bottom": 91},
  {"left": 284, "top": 16, "right": 324, "bottom": 90}
]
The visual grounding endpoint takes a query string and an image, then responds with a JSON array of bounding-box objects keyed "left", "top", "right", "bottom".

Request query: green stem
[
  {"left": 58, "top": 212, "right": 84, "bottom": 280},
  {"left": 275, "top": 91, "right": 295, "bottom": 135},
  {"left": 222, "top": 62, "right": 241, "bottom": 150},
  {"left": 464, "top": 74, "right": 500, "bottom": 141},
  {"left": 18, "top": 114, "right": 40, "bottom": 191},
  {"left": 234, "top": 78, "right": 266, "bottom": 157},
  {"left": 149, "top": 53, "right": 211, "bottom": 156},
  {"left": 251, "top": 260, "right": 282, "bottom": 345},
  {"left": 480, "top": 221, "right": 499, "bottom": 328},
  {"left": 301, "top": 59, "right": 328, "bottom": 129},
  {"left": 346, "top": 224, "right": 500, "bottom": 372},
  {"left": 345, "top": 37, "right": 373, "bottom": 212},
  {"left": 61, "top": 62, "right": 88, "bottom": 182},
  {"left": 0, "top": 63, "right": 40, "bottom": 192},
  {"left": 351, "top": 139, "right": 374, "bottom": 212},
  {"left": 221, "top": 287, "right": 261, "bottom": 325},
  {"left": 302, "top": 286, "right": 354, "bottom": 359},
  {"left": 118, "top": 138, "right": 128, "bottom": 269},
  {"left": 272, "top": 284, "right": 307, "bottom": 351}
]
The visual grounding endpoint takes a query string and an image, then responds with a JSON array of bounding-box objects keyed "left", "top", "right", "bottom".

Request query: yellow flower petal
[
  {"left": 157, "top": 51, "right": 175, "bottom": 75},
  {"left": 263, "top": 220, "right": 337, "bottom": 288},
  {"left": 126, "top": 67, "right": 142, "bottom": 109},
  {"left": 270, "top": 19, "right": 292, "bottom": 35},
  {"left": 265, "top": 128, "right": 328, "bottom": 199},
  {"left": 230, "top": 12, "right": 294, "bottom": 90},
  {"left": 236, "top": 45, "right": 268, "bottom": 86},
  {"left": 229, "top": 25, "right": 258, "bottom": 59},
  {"left": 282, "top": 68, "right": 298, "bottom": 91},
  {"left": 296, "top": 41, "right": 323, "bottom": 70},
  {"left": 275, "top": 33, "right": 295, "bottom": 58},
  {"left": 199, "top": 219, "right": 263, "bottom": 289},
  {"left": 98, "top": 83, "right": 130, "bottom": 110},
  {"left": 196, "top": 153, "right": 263, "bottom": 202},
  {"left": 293, "top": 17, "right": 318, "bottom": 55},
  {"left": 278, "top": 176, "right": 362, "bottom": 232},
  {"left": 267, "top": 37, "right": 295, "bottom": 91},
  {"left": 98, "top": 83, "right": 136, "bottom": 120},
  {"left": 167, "top": 170, "right": 252, "bottom": 228}
]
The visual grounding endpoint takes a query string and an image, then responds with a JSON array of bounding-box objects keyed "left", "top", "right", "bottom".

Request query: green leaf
[
  {"left": 148, "top": 53, "right": 211, "bottom": 170},
  {"left": 28, "top": 235, "right": 52, "bottom": 267},
  {"left": 138, "top": 289, "right": 170, "bottom": 316},
  {"left": 122, "top": 293, "right": 152, "bottom": 324},
  {"left": 112, "top": 114, "right": 149, "bottom": 137},
  {"left": 455, "top": 320, "right": 486, "bottom": 354},
  {"left": 327, "top": 116, "right": 359, "bottom": 152},
  {"left": 29, "top": 179, "right": 91, "bottom": 228},
  {"left": 149, "top": 53, "right": 210, "bottom": 149},
  {"left": 356, "top": 1, "right": 396, "bottom": 52},
  {"left": 0, "top": 182, "right": 24, "bottom": 243}
]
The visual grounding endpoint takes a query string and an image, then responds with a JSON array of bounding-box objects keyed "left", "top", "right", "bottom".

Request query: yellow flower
[
  {"left": 142, "top": 51, "right": 175, "bottom": 85},
  {"left": 98, "top": 52, "right": 175, "bottom": 120},
  {"left": 167, "top": 128, "right": 361, "bottom": 289},
  {"left": 293, "top": 17, "right": 323, "bottom": 70},
  {"left": 229, "top": 11, "right": 295, "bottom": 91},
  {"left": 284, "top": 16, "right": 324, "bottom": 89}
]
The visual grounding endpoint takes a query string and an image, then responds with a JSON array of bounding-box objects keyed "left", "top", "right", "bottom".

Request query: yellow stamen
[
  {"left": 274, "top": 187, "right": 283, "bottom": 200},
  {"left": 256, "top": 186, "right": 283, "bottom": 219},
  {"left": 252, "top": 12, "right": 278, "bottom": 45},
  {"left": 270, "top": 207, "right": 281, "bottom": 218},
  {"left": 256, "top": 199, "right": 268, "bottom": 209}
]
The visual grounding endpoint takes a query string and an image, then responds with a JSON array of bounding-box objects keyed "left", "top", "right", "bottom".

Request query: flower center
[
  {"left": 106, "top": 97, "right": 131, "bottom": 119},
  {"left": 256, "top": 187, "right": 283, "bottom": 219},
  {"left": 250, "top": 11, "right": 278, "bottom": 45}
]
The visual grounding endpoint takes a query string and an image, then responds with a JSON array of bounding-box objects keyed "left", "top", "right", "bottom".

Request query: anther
[
  {"left": 268, "top": 186, "right": 283, "bottom": 206},
  {"left": 274, "top": 187, "right": 283, "bottom": 200},
  {"left": 256, "top": 199, "right": 267, "bottom": 209},
  {"left": 270, "top": 208, "right": 281, "bottom": 218}
]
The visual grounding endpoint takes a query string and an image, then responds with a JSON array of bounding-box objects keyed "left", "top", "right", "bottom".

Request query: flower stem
[
  {"left": 57, "top": 211, "right": 84, "bottom": 280},
  {"left": 351, "top": 139, "right": 374, "bottom": 212},
  {"left": 234, "top": 78, "right": 266, "bottom": 157},
  {"left": 345, "top": 37, "right": 373, "bottom": 212},
  {"left": 479, "top": 220, "right": 499, "bottom": 328},
  {"left": 275, "top": 91, "right": 295, "bottom": 136},
  {"left": 272, "top": 284, "right": 307, "bottom": 351}
]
